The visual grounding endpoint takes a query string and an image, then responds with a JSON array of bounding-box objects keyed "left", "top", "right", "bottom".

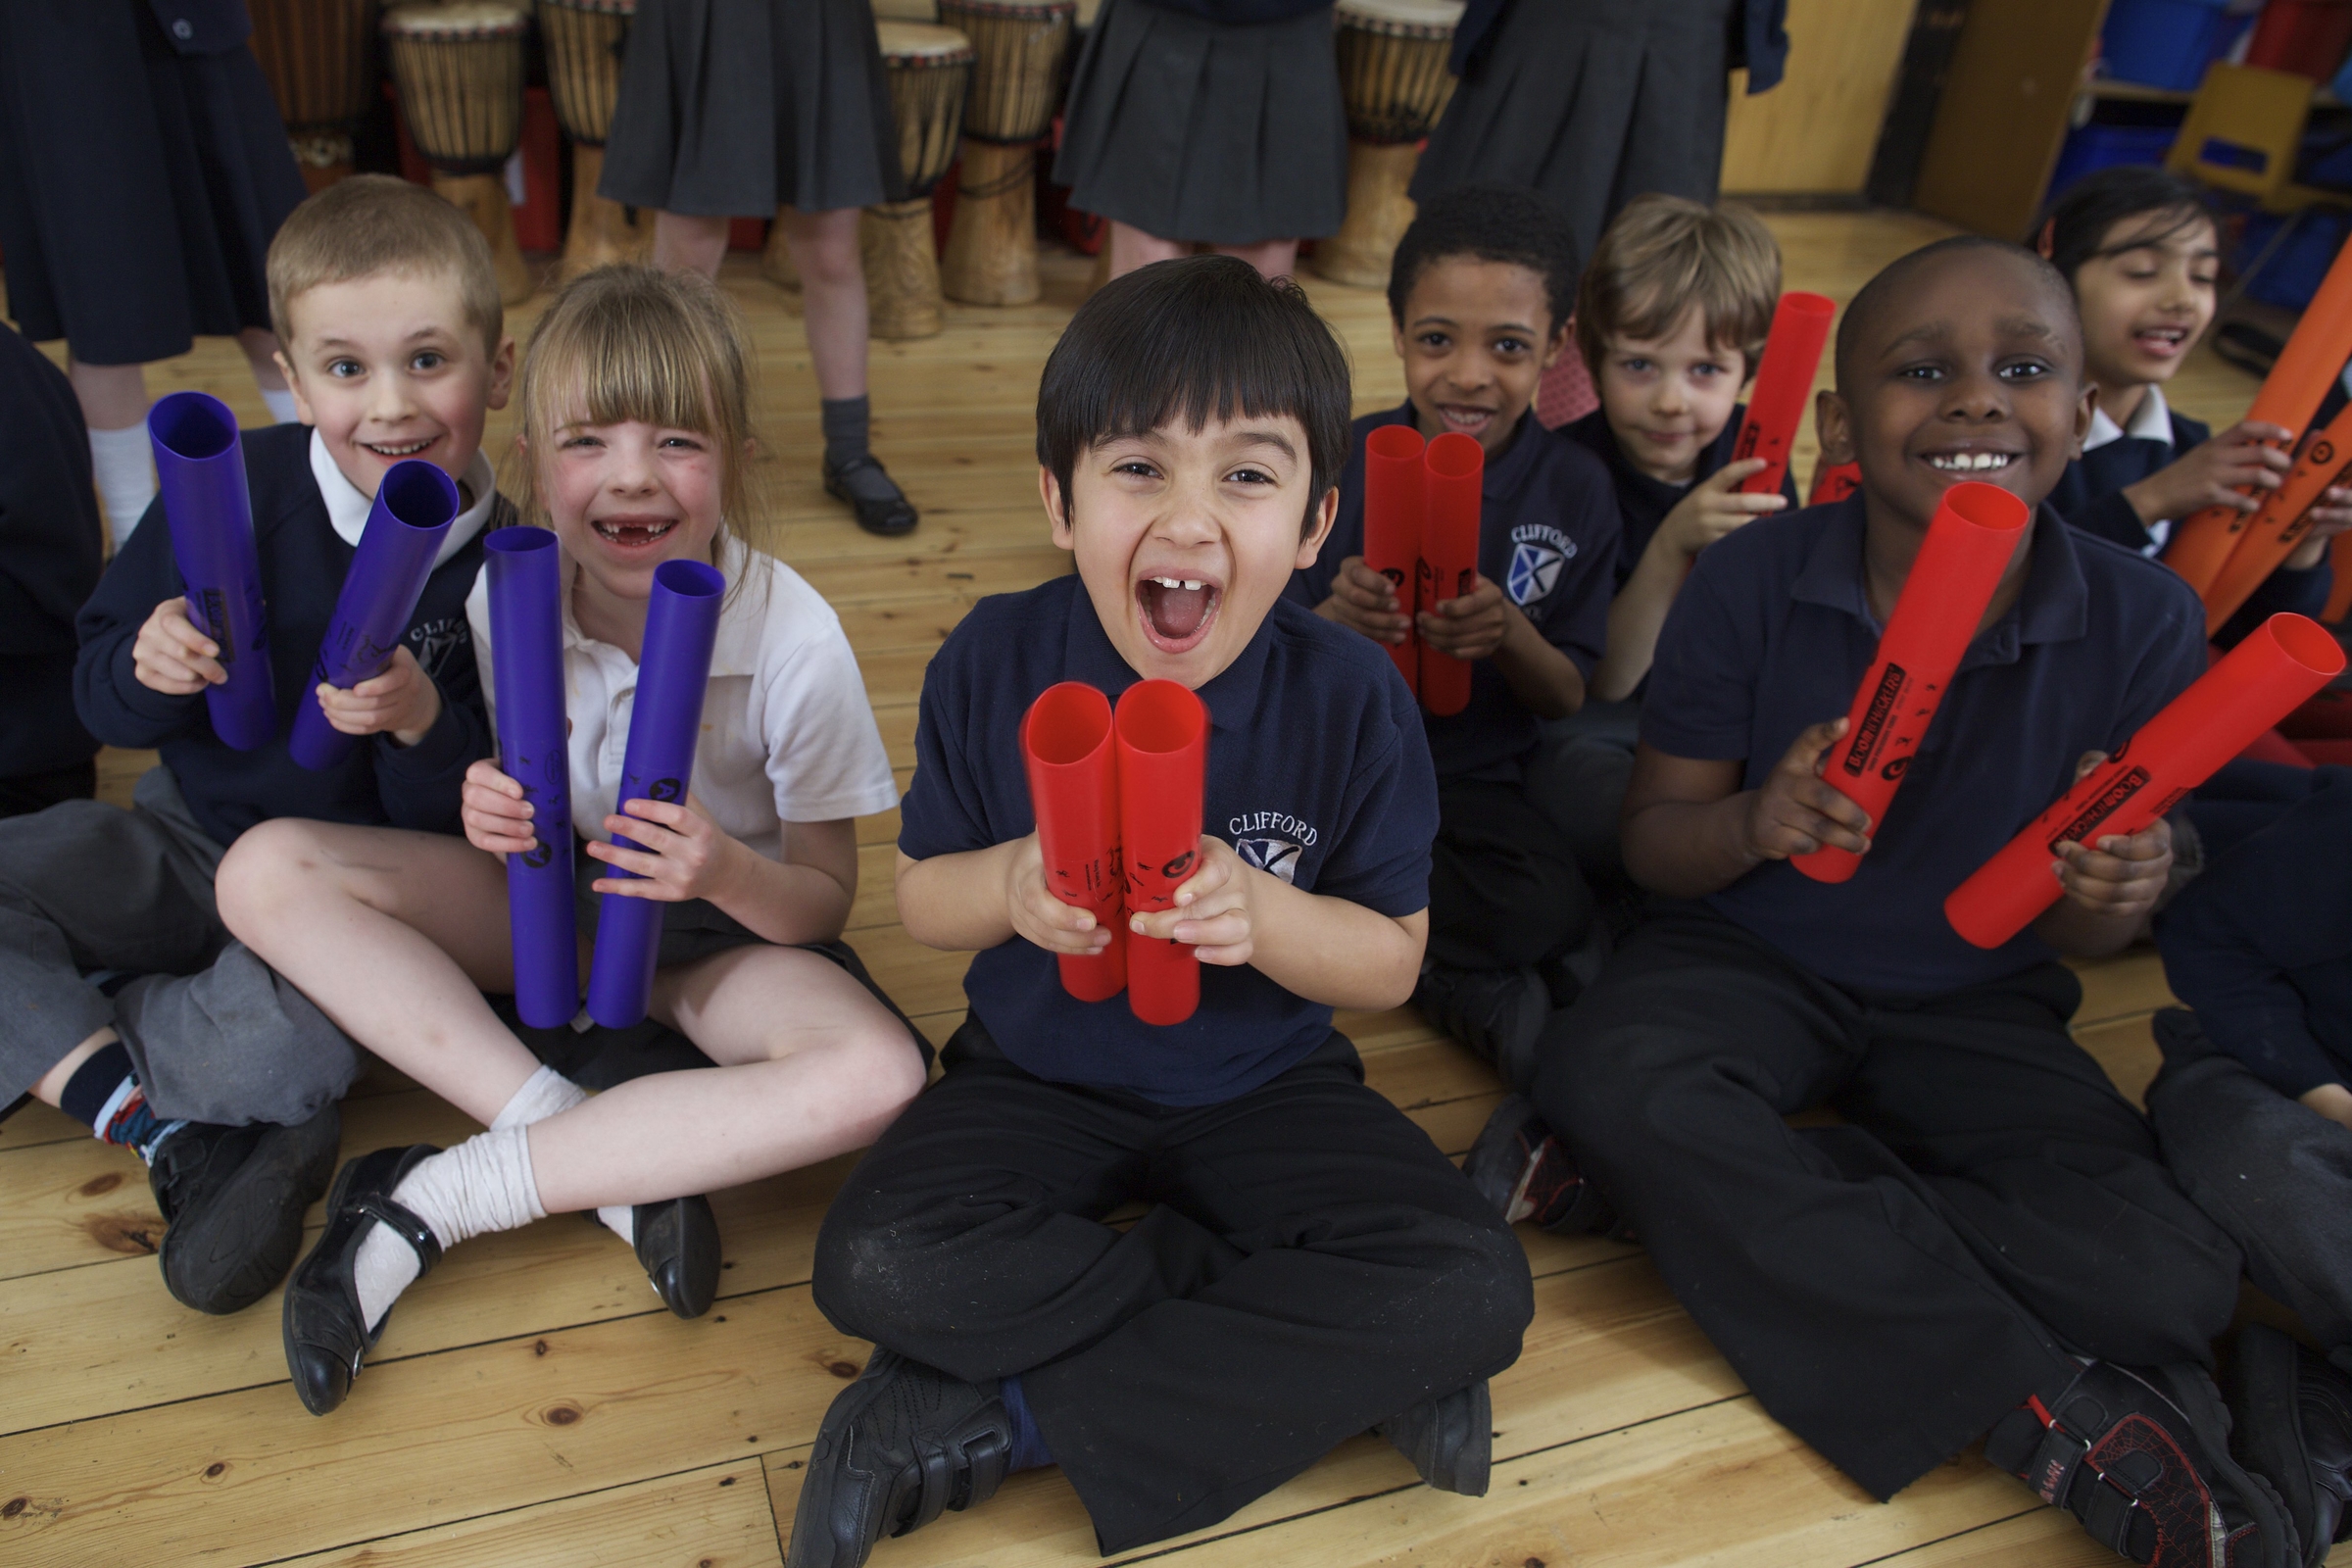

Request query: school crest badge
[
  {"left": 1234, "top": 837, "right": 1304, "bottom": 885},
  {"left": 1506, "top": 541, "right": 1565, "bottom": 606}
]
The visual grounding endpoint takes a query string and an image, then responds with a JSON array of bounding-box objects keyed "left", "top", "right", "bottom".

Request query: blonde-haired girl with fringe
[{"left": 217, "top": 266, "right": 924, "bottom": 1415}]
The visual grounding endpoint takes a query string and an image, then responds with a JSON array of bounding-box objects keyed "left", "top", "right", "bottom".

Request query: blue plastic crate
[
  {"left": 2238, "top": 209, "right": 2352, "bottom": 309},
  {"left": 2101, "top": 0, "right": 2237, "bottom": 91},
  {"left": 2050, "top": 123, "right": 2183, "bottom": 195}
]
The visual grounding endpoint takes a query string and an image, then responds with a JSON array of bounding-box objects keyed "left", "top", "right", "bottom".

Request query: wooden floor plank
[{"left": 2075, "top": 1012, "right": 2164, "bottom": 1110}]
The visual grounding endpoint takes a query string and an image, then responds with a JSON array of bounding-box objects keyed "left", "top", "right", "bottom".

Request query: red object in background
[
  {"left": 2239, "top": 727, "right": 2320, "bottom": 767},
  {"left": 1363, "top": 423, "right": 1427, "bottom": 698},
  {"left": 1023, "top": 682, "right": 1127, "bottom": 1004},
  {"left": 727, "top": 218, "right": 765, "bottom": 252},
  {"left": 2281, "top": 687, "right": 2352, "bottom": 739},
  {"left": 2246, "top": 0, "right": 2352, "bottom": 80},
  {"left": 387, "top": 84, "right": 562, "bottom": 252},
  {"left": 1809, "top": 460, "right": 1861, "bottom": 507},
  {"left": 1733, "top": 293, "right": 1837, "bottom": 496},
  {"left": 1534, "top": 336, "right": 1598, "bottom": 430},
  {"left": 2300, "top": 739, "right": 2352, "bottom": 765},
  {"left": 1418, "top": 432, "right": 1485, "bottom": 717},
  {"left": 1794, "top": 481, "right": 2030, "bottom": 884},
  {"left": 1945, "top": 613, "right": 2346, "bottom": 949},
  {"left": 1114, "top": 680, "right": 1208, "bottom": 1027},
  {"left": 2328, "top": 535, "right": 2352, "bottom": 622}
]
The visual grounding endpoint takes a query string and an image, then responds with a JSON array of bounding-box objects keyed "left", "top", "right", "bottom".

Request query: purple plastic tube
[
  {"left": 147, "top": 392, "right": 276, "bottom": 751},
  {"left": 289, "top": 460, "right": 461, "bottom": 771},
  {"left": 584, "top": 558, "right": 727, "bottom": 1028},
  {"left": 485, "top": 527, "right": 579, "bottom": 1028}
]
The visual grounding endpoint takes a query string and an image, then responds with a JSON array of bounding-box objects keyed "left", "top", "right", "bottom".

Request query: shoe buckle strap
[
  {"left": 904, "top": 1437, "right": 958, "bottom": 1534},
  {"left": 351, "top": 1192, "right": 444, "bottom": 1277},
  {"left": 2025, "top": 1396, "right": 2145, "bottom": 1555}
]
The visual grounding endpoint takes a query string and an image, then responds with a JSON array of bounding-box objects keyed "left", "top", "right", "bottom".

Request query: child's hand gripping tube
[
  {"left": 485, "top": 527, "right": 578, "bottom": 1029},
  {"left": 2199, "top": 401, "right": 2352, "bottom": 634},
  {"left": 1418, "top": 431, "right": 1485, "bottom": 718},
  {"left": 2166, "top": 237, "right": 2352, "bottom": 594},
  {"left": 1114, "top": 679, "right": 1208, "bottom": 1026},
  {"left": 147, "top": 392, "right": 276, "bottom": 751},
  {"left": 1794, "top": 480, "right": 2029, "bottom": 884},
  {"left": 1944, "top": 612, "right": 2345, "bottom": 950},
  {"left": 1022, "top": 681, "right": 1126, "bottom": 1003},
  {"left": 1362, "top": 422, "right": 1426, "bottom": 698},
  {"left": 585, "top": 559, "right": 726, "bottom": 1028},
  {"left": 288, "top": 459, "right": 461, "bottom": 770},
  {"left": 1732, "top": 292, "right": 1837, "bottom": 497}
]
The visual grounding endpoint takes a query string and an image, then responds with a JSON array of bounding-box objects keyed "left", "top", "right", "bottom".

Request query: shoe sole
[
  {"left": 1462, "top": 1098, "right": 1545, "bottom": 1220},
  {"left": 2232, "top": 1326, "right": 2327, "bottom": 1568},
  {"left": 161, "top": 1103, "right": 342, "bottom": 1315},
  {"left": 1430, "top": 1381, "right": 1493, "bottom": 1496},
  {"left": 822, "top": 478, "right": 918, "bottom": 537},
  {"left": 785, "top": 1348, "right": 906, "bottom": 1568},
  {"left": 2150, "top": 1359, "right": 2301, "bottom": 1568}
]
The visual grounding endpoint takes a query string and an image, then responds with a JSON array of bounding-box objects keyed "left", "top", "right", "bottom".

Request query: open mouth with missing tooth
[
  {"left": 591, "top": 514, "right": 681, "bottom": 550},
  {"left": 1136, "top": 573, "right": 1221, "bottom": 653}
]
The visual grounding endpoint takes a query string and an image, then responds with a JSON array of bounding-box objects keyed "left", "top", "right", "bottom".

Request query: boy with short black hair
[
  {"left": 0, "top": 174, "right": 511, "bottom": 1318},
  {"left": 1292, "top": 183, "right": 1617, "bottom": 1085},
  {"left": 796, "top": 256, "right": 1531, "bottom": 1568},
  {"left": 1471, "top": 236, "right": 2297, "bottom": 1567}
]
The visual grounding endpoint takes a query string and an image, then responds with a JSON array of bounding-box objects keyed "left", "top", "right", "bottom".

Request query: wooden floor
[{"left": 1, "top": 211, "right": 2319, "bottom": 1568}]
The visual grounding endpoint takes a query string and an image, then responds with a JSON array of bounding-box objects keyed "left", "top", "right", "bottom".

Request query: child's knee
[{"left": 213, "top": 817, "right": 326, "bottom": 928}]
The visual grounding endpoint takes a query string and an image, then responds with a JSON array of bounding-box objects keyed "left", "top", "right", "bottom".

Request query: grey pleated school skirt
[
  {"left": 599, "top": 0, "right": 906, "bottom": 217},
  {"left": 1052, "top": 0, "right": 1348, "bottom": 247},
  {"left": 1407, "top": 0, "right": 1736, "bottom": 266}
]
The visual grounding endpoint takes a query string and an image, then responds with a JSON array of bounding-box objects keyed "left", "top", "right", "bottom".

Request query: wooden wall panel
[
  {"left": 1723, "top": 0, "right": 1919, "bottom": 195},
  {"left": 1913, "top": 0, "right": 2111, "bottom": 237}
]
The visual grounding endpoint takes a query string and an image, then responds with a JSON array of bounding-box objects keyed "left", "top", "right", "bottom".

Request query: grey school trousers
[{"left": 0, "top": 767, "right": 355, "bottom": 1126}]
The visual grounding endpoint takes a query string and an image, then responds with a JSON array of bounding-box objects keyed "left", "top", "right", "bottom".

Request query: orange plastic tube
[
  {"left": 1362, "top": 423, "right": 1426, "bottom": 696},
  {"left": 1794, "top": 480, "right": 2030, "bottom": 884},
  {"left": 1733, "top": 292, "right": 1837, "bottom": 497},
  {"left": 2328, "top": 534, "right": 2352, "bottom": 622},
  {"left": 1944, "top": 613, "right": 2345, "bottom": 949},
  {"left": 2201, "top": 404, "right": 2352, "bottom": 634},
  {"left": 1022, "top": 681, "right": 1126, "bottom": 1003},
  {"left": 1115, "top": 679, "right": 1209, "bottom": 1026},
  {"left": 1419, "top": 431, "right": 1485, "bottom": 717},
  {"left": 2164, "top": 238, "right": 2352, "bottom": 593},
  {"left": 1809, "top": 459, "right": 1860, "bottom": 507}
]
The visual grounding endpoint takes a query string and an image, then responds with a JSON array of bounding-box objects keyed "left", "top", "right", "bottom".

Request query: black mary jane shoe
[
  {"left": 823, "top": 455, "right": 919, "bottom": 537},
  {"left": 282, "top": 1145, "right": 443, "bottom": 1416},
  {"left": 608, "top": 1194, "right": 721, "bottom": 1318}
]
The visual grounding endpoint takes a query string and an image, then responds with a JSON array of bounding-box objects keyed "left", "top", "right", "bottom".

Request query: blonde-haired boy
[{"left": 0, "top": 175, "right": 512, "bottom": 1319}]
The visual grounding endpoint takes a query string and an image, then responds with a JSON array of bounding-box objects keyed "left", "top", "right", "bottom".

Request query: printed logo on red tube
[
  {"left": 2044, "top": 765, "right": 2150, "bottom": 854},
  {"left": 1842, "top": 663, "right": 1908, "bottom": 775},
  {"left": 1881, "top": 756, "right": 1910, "bottom": 782}
]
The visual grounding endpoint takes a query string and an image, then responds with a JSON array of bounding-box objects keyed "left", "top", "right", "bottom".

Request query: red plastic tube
[
  {"left": 1944, "top": 613, "right": 2346, "bottom": 949},
  {"left": 1794, "top": 480, "right": 2030, "bottom": 884},
  {"left": 1362, "top": 422, "right": 1426, "bottom": 696},
  {"left": 2329, "top": 535, "right": 2352, "bottom": 623},
  {"left": 2166, "top": 238, "right": 2352, "bottom": 593},
  {"left": 1419, "top": 431, "right": 1486, "bottom": 717},
  {"left": 1023, "top": 681, "right": 1126, "bottom": 1003},
  {"left": 2200, "top": 402, "right": 2352, "bottom": 634},
  {"left": 1809, "top": 459, "right": 1860, "bottom": 507},
  {"left": 1732, "top": 292, "right": 1837, "bottom": 497},
  {"left": 1115, "top": 679, "right": 1209, "bottom": 1026}
]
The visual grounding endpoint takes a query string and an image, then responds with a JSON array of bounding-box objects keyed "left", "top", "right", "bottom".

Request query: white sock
[
  {"left": 351, "top": 1127, "right": 548, "bottom": 1331},
  {"left": 483, "top": 1065, "right": 635, "bottom": 1246},
  {"left": 88, "top": 423, "right": 156, "bottom": 550},
  {"left": 259, "top": 386, "right": 300, "bottom": 425}
]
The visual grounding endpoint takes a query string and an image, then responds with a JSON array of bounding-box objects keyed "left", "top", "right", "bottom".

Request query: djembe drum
[
  {"left": 537, "top": 0, "right": 649, "bottom": 278},
  {"left": 246, "top": 0, "right": 377, "bottom": 191},
  {"left": 382, "top": 0, "right": 536, "bottom": 305},
  {"left": 936, "top": 0, "right": 1073, "bottom": 306},
  {"left": 862, "top": 22, "right": 972, "bottom": 339},
  {"left": 1315, "top": 0, "right": 1462, "bottom": 289}
]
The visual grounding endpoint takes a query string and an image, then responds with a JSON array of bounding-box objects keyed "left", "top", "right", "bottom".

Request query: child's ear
[
  {"left": 1813, "top": 388, "right": 1855, "bottom": 466},
  {"left": 1296, "top": 486, "right": 1340, "bottom": 569},
  {"left": 2034, "top": 218, "right": 2057, "bottom": 262},
  {"left": 1040, "top": 464, "right": 1074, "bottom": 550},
  {"left": 1541, "top": 318, "right": 1569, "bottom": 371},
  {"left": 1389, "top": 314, "right": 1409, "bottom": 365},
  {"left": 274, "top": 351, "right": 317, "bottom": 428},
  {"left": 2072, "top": 381, "right": 2096, "bottom": 462},
  {"left": 487, "top": 334, "right": 517, "bottom": 412}
]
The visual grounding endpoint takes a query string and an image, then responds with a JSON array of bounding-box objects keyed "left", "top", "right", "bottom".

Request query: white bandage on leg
[
  {"left": 351, "top": 1127, "right": 549, "bottom": 1331},
  {"left": 87, "top": 423, "right": 157, "bottom": 550},
  {"left": 490, "top": 1063, "right": 589, "bottom": 1131}
]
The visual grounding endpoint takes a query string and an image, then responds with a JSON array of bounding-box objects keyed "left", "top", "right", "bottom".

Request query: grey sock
[{"left": 821, "top": 396, "right": 870, "bottom": 471}]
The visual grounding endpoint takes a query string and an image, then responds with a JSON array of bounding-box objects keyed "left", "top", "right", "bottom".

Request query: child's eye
[
  {"left": 660, "top": 434, "right": 705, "bottom": 451},
  {"left": 1690, "top": 363, "right": 1726, "bottom": 380},
  {"left": 1225, "top": 466, "right": 1275, "bottom": 486},
  {"left": 1491, "top": 336, "right": 1530, "bottom": 357},
  {"left": 1112, "top": 460, "right": 1160, "bottom": 479},
  {"left": 1997, "top": 359, "right": 2050, "bottom": 383},
  {"left": 328, "top": 359, "right": 365, "bottom": 379},
  {"left": 1417, "top": 332, "right": 1451, "bottom": 351},
  {"left": 1618, "top": 357, "right": 1651, "bottom": 374},
  {"left": 410, "top": 351, "right": 445, "bottom": 371},
  {"left": 2189, "top": 270, "right": 2219, "bottom": 289},
  {"left": 562, "top": 433, "right": 603, "bottom": 450},
  {"left": 1896, "top": 362, "right": 1946, "bottom": 383}
]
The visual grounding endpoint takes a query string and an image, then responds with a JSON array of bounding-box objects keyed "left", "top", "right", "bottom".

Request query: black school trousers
[
  {"left": 810, "top": 1020, "right": 1533, "bottom": 1553},
  {"left": 1534, "top": 906, "right": 2241, "bottom": 1500},
  {"left": 1429, "top": 771, "right": 1592, "bottom": 970}
]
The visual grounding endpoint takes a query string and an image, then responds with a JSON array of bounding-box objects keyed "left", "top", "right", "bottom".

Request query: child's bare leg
[
  {"left": 1108, "top": 221, "right": 1190, "bottom": 279},
  {"left": 1214, "top": 238, "right": 1298, "bottom": 282},
  {"left": 653, "top": 211, "right": 730, "bottom": 280}
]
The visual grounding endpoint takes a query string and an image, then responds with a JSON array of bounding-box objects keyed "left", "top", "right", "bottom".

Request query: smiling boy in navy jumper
[
  {"left": 795, "top": 258, "right": 1531, "bottom": 1568},
  {"left": 0, "top": 175, "right": 509, "bottom": 1319},
  {"left": 1292, "top": 184, "right": 1617, "bottom": 1086},
  {"left": 1470, "top": 237, "right": 2301, "bottom": 1567}
]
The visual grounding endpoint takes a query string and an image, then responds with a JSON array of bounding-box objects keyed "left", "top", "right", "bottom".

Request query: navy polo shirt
[
  {"left": 1642, "top": 494, "right": 2208, "bottom": 997},
  {"left": 1287, "top": 403, "right": 1618, "bottom": 782},
  {"left": 900, "top": 573, "right": 1440, "bottom": 1105},
  {"left": 1561, "top": 403, "right": 1798, "bottom": 586}
]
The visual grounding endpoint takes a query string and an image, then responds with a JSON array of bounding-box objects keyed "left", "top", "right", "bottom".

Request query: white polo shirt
[{"left": 467, "top": 535, "right": 899, "bottom": 862}]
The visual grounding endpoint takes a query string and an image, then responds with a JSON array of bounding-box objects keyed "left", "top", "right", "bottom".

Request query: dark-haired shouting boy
[
  {"left": 790, "top": 256, "right": 1532, "bottom": 1568},
  {"left": 1473, "top": 237, "right": 2297, "bottom": 1566}
]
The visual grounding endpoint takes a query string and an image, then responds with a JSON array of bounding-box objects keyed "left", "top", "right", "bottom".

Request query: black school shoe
[
  {"left": 281, "top": 1145, "right": 444, "bottom": 1416},
  {"left": 785, "top": 1348, "right": 1012, "bottom": 1568},
  {"left": 1414, "top": 961, "right": 1549, "bottom": 1093},
  {"left": 611, "top": 1194, "right": 721, "bottom": 1318},
  {"left": 151, "top": 1101, "right": 341, "bottom": 1314},
  {"left": 1376, "top": 1379, "right": 1493, "bottom": 1495},
  {"left": 1987, "top": 1358, "right": 2299, "bottom": 1567},
  {"left": 1463, "top": 1096, "right": 1629, "bottom": 1240},
  {"left": 823, "top": 455, "right": 919, "bottom": 537},
  {"left": 2230, "top": 1325, "right": 2352, "bottom": 1566}
]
